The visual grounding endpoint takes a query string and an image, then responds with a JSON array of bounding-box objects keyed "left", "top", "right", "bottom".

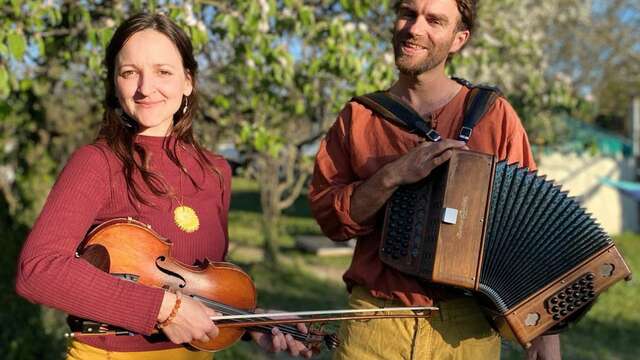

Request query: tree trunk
[{"left": 257, "top": 155, "right": 282, "bottom": 265}]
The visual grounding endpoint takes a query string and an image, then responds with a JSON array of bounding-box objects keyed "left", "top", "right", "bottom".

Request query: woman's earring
[{"left": 182, "top": 97, "right": 188, "bottom": 115}]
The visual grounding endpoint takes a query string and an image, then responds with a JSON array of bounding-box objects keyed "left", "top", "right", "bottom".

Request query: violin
[{"left": 72, "top": 218, "right": 436, "bottom": 352}]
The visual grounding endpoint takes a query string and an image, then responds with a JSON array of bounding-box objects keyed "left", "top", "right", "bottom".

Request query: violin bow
[{"left": 211, "top": 306, "right": 439, "bottom": 328}]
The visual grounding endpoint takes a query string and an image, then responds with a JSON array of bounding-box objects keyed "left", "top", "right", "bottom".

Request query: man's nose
[{"left": 406, "top": 16, "right": 428, "bottom": 37}]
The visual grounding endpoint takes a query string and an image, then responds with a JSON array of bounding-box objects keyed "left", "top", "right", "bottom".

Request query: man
[{"left": 309, "top": 0, "right": 561, "bottom": 359}]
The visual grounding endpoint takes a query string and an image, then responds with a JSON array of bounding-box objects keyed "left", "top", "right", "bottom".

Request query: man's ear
[{"left": 449, "top": 29, "right": 471, "bottom": 54}]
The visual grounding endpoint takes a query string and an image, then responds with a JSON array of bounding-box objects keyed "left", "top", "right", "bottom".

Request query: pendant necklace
[{"left": 173, "top": 166, "right": 200, "bottom": 233}]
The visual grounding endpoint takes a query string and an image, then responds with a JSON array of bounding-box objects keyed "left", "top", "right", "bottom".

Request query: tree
[
  {"left": 542, "top": 0, "right": 640, "bottom": 134},
  {"left": 203, "top": 0, "right": 396, "bottom": 263},
  {"left": 450, "top": 0, "right": 592, "bottom": 146}
]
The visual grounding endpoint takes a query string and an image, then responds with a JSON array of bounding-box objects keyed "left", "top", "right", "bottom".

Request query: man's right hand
[
  {"left": 349, "top": 139, "right": 466, "bottom": 224},
  {"left": 382, "top": 139, "right": 467, "bottom": 187}
]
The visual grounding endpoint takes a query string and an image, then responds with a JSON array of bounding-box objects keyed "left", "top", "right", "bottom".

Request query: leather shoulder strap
[
  {"left": 352, "top": 79, "right": 503, "bottom": 143},
  {"left": 458, "top": 85, "right": 502, "bottom": 142},
  {"left": 352, "top": 91, "right": 442, "bottom": 142}
]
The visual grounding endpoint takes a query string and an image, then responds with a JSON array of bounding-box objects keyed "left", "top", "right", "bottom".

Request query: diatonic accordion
[{"left": 380, "top": 149, "right": 632, "bottom": 347}]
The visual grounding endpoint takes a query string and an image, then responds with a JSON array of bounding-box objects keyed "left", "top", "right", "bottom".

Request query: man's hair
[{"left": 393, "top": 0, "right": 477, "bottom": 33}]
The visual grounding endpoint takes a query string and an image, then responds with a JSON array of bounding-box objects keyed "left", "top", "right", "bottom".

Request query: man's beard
[{"left": 392, "top": 30, "right": 453, "bottom": 76}]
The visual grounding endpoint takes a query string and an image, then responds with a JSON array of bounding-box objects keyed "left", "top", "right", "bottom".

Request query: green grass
[
  {"left": 215, "top": 262, "right": 347, "bottom": 360},
  {"left": 228, "top": 177, "right": 321, "bottom": 248}
]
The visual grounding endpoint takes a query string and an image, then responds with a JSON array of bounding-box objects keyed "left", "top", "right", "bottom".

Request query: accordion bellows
[{"left": 380, "top": 149, "right": 631, "bottom": 347}]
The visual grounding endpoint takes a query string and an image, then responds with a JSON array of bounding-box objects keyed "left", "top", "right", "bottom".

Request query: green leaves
[
  {"left": 239, "top": 122, "right": 284, "bottom": 159},
  {"left": 0, "top": 66, "right": 9, "bottom": 98},
  {"left": 7, "top": 31, "right": 26, "bottom": 60}
]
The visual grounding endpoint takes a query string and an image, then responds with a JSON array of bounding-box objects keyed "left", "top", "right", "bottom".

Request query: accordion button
[
  {"left": 551, "top": 306, "right": 559, "bottom": 313},
  {"left": 560, "top": 310, "right": 568, "bottom": 316},
  {"left": 589, "top": 291, "right": 596, "bottom": 297},
  {"left": 575, "top": 300, "right": 582, "bottom": 306},
  {"left": 566, "top": 297, "right": 574, "bottom": 303},
  {"left": 579, "top": 279, "right": 588, "bottom": 285},
  {"left": 550, "top": 298, "right": 558, "bottom": 304},
  {"left": 586, "top": 273, "right": 595, "bottom": 281},
  {"left": 566, "top": 289, "right": 574, "bottom": 295},
  {"left": 568, "top": 305, "right": 575, "bottom": 311},
  {"left": 572, "top": 283, "right": 581, "bottom": 290},
  {"left": 558, "top": 293, "right": 566, "bottom": 300},
  {"left": 553, "top": 315, "right": 561, "bottom": 321},
  {"left": 559, "top": 301, "right": 566, "bottom": 308}
]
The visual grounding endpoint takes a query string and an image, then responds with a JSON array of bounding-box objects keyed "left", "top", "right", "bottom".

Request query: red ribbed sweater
[{"left": 15, "top": 135, "right": 231, "bottom": 352}]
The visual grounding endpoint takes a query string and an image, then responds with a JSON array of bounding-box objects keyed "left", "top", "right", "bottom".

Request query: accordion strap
[{"left": 353, "top": 78, "right": 502, "bottom": 143}]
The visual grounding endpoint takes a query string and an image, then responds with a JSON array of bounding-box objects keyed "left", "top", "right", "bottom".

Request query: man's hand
[
  {"left": 526, "top": 334, "right": 561, "bottom": 360},
  {"left": 382, "top": 139, "right": 467, "bottom": 187},
  {"left": 350, "top": 139, "right": 466, "bottom": 224}
]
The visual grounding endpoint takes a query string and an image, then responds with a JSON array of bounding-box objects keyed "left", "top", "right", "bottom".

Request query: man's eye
[
  {"left": 159, "top": 70, "right": 172, "bottom": 76},
  {"left": 399, "top": 9, "right": 416, "bottom": 19}
]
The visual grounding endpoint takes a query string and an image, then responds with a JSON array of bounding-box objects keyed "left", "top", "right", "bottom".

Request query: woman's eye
[{"left": 120, "top": 70, "right": 136, "bottom": 78}]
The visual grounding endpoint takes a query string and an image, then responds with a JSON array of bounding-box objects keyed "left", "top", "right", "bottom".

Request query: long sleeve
[
  {"left": 309, "top": 106, "right": 376, "bottom": 241},
  {"left": 15, "top": 145, "right": 164, "bottom": 335},
  {"left": 499, "top": 99, "right": 537, "bottom": 170},
  {"left": 218, "top": 158, "right": 232, "bottom": 259}
]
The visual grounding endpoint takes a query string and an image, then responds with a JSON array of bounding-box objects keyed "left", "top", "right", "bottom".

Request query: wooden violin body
[{"left": 79, "top": 218, "right": 256, "bottom": 352}]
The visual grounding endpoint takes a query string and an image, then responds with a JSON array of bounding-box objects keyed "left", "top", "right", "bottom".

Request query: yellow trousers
[
  {"left": 66, "top": 341, "right": 213, "bottom": 360},
  {"left": 333, "top": 287, "right": 501, "bottom": 360}
]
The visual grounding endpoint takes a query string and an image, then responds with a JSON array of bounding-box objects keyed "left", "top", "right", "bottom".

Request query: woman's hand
[
  {"left": 249, "top": 324, "right": 314, "bottom": 358},
  {"left": 246, "top": 308, "right": 315, "bottom": 358},
  {"left": 157, "top": 291, "right": 220, "bottom": 345}
]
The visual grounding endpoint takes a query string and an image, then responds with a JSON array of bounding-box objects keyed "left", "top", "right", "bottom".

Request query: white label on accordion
[{"left": 442, "top": 208, "right": 459, "bottom": 224}]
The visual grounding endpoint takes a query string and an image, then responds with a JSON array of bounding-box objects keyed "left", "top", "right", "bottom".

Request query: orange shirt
[{"left": 309, "top": 85, "right": 536, "bottom": 306}]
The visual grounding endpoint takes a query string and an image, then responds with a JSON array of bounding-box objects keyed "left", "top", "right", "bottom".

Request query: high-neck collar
[{"left": 135, "top": 134, "right": 177, "bottom": 148}]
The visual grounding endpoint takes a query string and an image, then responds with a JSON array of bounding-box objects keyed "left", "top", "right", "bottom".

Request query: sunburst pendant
[{"left": 173, "top": 205, "right": 200, "bottom": 233}]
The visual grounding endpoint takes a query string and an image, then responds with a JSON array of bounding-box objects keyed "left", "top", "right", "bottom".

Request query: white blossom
[
  {"left": 4, "top": 139, "right": 16, "bottom": 154},
  {"left": 258, "top": 0, "right": 270, "bottom": 33},
  {"left": 384, "top": 52, "right": 394, "bottom": 64},
  {"left": 344, "top": 22, "right": 356, "bottom": 33},
  {"left": 184, "top": 3, "right": 198, "bottom": 26},
  {"left": 0, "top": 165, "right": 15, "bottom": 184}
]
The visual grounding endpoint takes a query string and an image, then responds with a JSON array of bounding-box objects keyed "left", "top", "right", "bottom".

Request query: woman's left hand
[
  {"left": 245, "top": 308, "right": 314, "bottom": 358},
  {"left": 248, "top": 324, "right": 314, "bottom": 358}
]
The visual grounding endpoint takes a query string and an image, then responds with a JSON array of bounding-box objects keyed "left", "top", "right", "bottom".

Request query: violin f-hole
[{"left": 155, "top": 256, "right": 187, "bottom": 289}]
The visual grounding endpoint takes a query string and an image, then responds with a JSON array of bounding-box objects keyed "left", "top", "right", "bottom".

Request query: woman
[{"left": 15, "top": 13, "right": 312, "bottom": 359}]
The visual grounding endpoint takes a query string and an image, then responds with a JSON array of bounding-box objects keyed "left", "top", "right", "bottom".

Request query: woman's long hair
[{"left": 98, "top": 13, "right": 217, "bottom": 206}]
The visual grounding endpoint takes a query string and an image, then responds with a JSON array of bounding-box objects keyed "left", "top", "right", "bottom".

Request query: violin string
[{"left": 191, "top": 295, "right": 310, "bottom": 341}]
